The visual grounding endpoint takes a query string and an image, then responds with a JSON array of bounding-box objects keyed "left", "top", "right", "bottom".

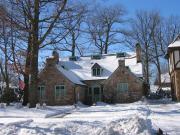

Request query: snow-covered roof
[
  {"left": 57, "top": 53, "right": 143, "bottom": 83},
  {"left": 168, "top": 40, "right": 180, "bottom": 48},
  {"left": 56, "top": 66, "right": 85, "bottom": 85},
  {"left": 168, "top": 35, "right": 180, "bottom": 48},
  {"left": 161, "top": 73, "right": 171, "bottom": 83}
]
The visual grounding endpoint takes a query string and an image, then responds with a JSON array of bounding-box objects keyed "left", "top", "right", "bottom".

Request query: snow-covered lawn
[{"left": 0, "top": 99, "right": 180, "bottom": 135}]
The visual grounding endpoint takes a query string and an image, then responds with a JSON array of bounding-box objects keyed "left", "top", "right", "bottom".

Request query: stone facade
[
  {"left": 38, "top": 50, "right": 145, "bottom": 105},
  {"left": 38, "top": 58, "right": 85, "bottom": 105},
  {"left": 103, "top": 60, "right": 144, "bottom": 103}
]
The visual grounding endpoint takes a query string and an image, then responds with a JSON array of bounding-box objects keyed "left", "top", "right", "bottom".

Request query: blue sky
[
  {"left": 101, "top": 0, "right": 180, "bottom": 17},
  {"left": 40, "top": 0, "right": 180, "bottom": 61}
]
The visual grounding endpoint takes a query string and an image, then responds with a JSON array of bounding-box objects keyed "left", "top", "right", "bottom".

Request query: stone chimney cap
[{"left": 118, "top": 59, "right": 125, "bottom": 67}]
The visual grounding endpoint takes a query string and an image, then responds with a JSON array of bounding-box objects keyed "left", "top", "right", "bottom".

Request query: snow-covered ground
[{"left": 0, "top": 99, "right": 180, "bottom": 135}]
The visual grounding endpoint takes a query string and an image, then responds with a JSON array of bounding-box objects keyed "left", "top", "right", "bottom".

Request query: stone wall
[
  {"left": 103, "top": 65, "right": 144, "bottom": 103},
  {"left": 38, "top": 64, "right": 85, "bottom": 105}
]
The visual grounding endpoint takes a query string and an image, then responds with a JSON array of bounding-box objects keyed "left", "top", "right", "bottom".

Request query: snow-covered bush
[
  {"left": 0, "top": 90, "right": 18, "bottom": 105},
  {"left": 36, "top": 103, "right": 41, "bottom": 109},
  {"left": 15, "top": 103, "right": 22, "bottom": 109},
  {"left": 42, "top": 103, "right": 46, "bottom": 109},
  {"left": 0, "top": 103, "right": 6, "bottom": 108},
  {"left": 27, "top": 103, "right": 30, "bottom": 108}
]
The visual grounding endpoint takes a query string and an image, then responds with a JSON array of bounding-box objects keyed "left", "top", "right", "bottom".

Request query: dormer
[{"left": 91, "top": 63, "right": 103, "bottom": 76}]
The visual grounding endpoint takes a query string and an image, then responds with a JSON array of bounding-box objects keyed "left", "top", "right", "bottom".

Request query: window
[
  {"left": 92, "top": 68, "right": 102, "bottom": 76},
  {"left": 55, "top": 85, "right": 66, "bottom": 100},
  {"left": 38, "top": 86, "right": 45, "bottom": 99},
  {"left": 117, "top": 83, "right": 128, "bottom": 93},
  {"left": 174, "top": 50, "right": 180, "bottom": 68}
]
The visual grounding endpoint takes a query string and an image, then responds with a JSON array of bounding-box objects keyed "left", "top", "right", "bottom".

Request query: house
[
  {"left": 38, "top": 44, "right": 145, "bottom": 105},
  {"left": 167, "top": 35, "right": 180, "bottom": 101},
  {"left": 154, "top": 73, "right": 171, "bottom": 91}
]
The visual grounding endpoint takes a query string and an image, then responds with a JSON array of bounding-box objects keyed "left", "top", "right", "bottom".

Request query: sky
[
  {"left": 40, "top": 0, "right": 180, "bottom": 61},
  {"left": 101, "top": 0, "right": 180, "bottom": 17}
]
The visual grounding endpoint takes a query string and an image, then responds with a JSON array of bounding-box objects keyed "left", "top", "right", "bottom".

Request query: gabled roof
[
  {"left": 168, "top": 35, "right": 180, "bottom": 48},
  {"left": 91, "top": 63, "right": 101, "bottom": 69},
  {"left": 57, "top": 53, "right": 143, "bottom": 82}
]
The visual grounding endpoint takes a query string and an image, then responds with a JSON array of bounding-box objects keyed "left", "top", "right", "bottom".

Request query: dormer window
[{"left": 92, "top": 63, "right": 103, "bottom": 76}]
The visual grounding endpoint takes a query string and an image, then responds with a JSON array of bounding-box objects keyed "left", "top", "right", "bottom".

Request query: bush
[
  {"left": 0, "top": 89, "right": 18, "bottom": 105},
  {"left": 148, "top": 88, "right": 171, "bottom": 99}
]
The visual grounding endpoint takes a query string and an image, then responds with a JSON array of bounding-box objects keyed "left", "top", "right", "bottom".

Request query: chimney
[
  {"left": 136, "top": 43, "right": 141, "bottom": 63},
  {"left": 118, "top": 59, "right": 125, "bottom": 67},
  {"left": 52, "top": 50, "right": 59, "bottom": 64},
  {"left": 46, "top": 50, "right": 59, "bottom": 66}
]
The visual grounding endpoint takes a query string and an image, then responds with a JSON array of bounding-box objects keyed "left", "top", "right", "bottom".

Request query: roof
[
  {"left": 57, "top": 53, "right": 143, "bottom": 83},
  {"left": 168, "top": 35, "right": 180, "bottom": 48},
  {"left": 56, "top": 66, "right": 85, "bottom": 85},
  {"left": 91, "top": 63, "right": 101, "bottom": 69}
]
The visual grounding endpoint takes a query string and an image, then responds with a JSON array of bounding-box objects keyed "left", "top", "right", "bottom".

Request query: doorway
[{"left": 88, "top": 86, "right": 102, "bottom": 104}]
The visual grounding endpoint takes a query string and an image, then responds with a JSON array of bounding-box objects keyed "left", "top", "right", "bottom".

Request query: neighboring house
[
  {"left": 160, "top": 73, "right": 171, "bottom": 90},
  {"left": 167, "top": 35, "right": 180, "bottom": 101},
  {"left": 38, "top": 45, "right": 145, "bottom": 105},
  {"left": 154, "top": 73, "right": 171, "bottom": 91}
]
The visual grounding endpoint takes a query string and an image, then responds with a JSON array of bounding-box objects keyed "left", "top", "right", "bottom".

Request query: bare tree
[
  {"left": 57, "top": 3, "right": 87, "bottom": 57},
  {"left": 0, "top": 4, "right": 18, "bottom": 104},
  {"left": 7, "top": 0, "right": 68, "bottom": 107},
  {"left": 87, "top": 5, "right": 126, "bottom": 54},
  {"left": 127, "top": 11, "right": 155, "bottom": 94}
]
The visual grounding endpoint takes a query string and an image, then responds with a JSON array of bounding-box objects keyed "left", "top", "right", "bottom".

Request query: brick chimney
[
  {"left": 136, "top": 43, "right": 141, "bottom": 63},
  {"left": 46, "top": 50, "right": 59, "bottom": 66},
  {"left": 118, "top": 59, "right": 125, "bottom": 67}
]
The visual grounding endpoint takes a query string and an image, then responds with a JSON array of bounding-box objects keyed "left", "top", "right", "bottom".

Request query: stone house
[
  {"left": 167, "top": 35, "right": 180, "bottom": 101},
  {"left": 38, "top": 45, "right": 145, "bottom": 105}
]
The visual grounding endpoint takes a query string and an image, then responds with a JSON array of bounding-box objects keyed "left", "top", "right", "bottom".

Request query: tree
[
  {"left": 8, "top": 0, "right": 68, "bottom": 107},
  {"left": 87, "top": 5, "right": 126, "bottom": 54},
  {"left": 59, "top": 2, "right": 87, "bottom": 57},
  {"left": 127, "top": 11, "right": 155, "bottom": 94},
  {"left": 0, "top": 4, "right": 19, "bottom": 104}
]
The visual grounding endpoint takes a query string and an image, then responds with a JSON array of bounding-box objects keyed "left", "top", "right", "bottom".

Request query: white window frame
[
  {"left": 92, "top": 68, "right": 102, "bottom": 76},
  {"left": 55, "top": 85, "right": 66, "bottom": 100}
]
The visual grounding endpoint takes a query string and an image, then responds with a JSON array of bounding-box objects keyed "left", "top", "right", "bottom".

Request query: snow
[
  {"left": 0, "top": 99, "right": 180, "bottom": 135},
  {"left": 168, "top": 40, "right": 180, "bottom": 48},
  {"left": 57, "top": 65, "right": 85, "bottom": 85},
  {"left": 161, "top": 73, "right": 171, "bottom": 83},
  {"left": 58, "top": 53, "right": 143, "bottom": 81}
]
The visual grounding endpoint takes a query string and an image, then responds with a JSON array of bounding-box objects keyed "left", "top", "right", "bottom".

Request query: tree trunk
[
  {"left": 71, "top": 32, "right": 75, "bottom": 57},
  {"left": 144, "top": 42, "right": 150, "bottom": 96},
  {"left": 22, "top": 36, "right": 31, "bottom": 105},
  {"left": 28, "top": 0, "right": 40, "bottom": 107},
  {"left": 104, "top": 27, "right": 110, "bottom": 54}
]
